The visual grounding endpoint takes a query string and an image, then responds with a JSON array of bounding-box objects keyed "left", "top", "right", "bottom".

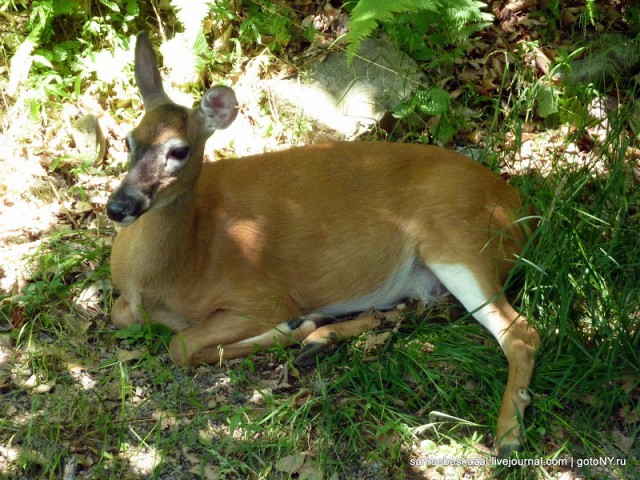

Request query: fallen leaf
[
  {"left": 117, "top": 348, "right": 147, "bottom": 362},
  {"left": 152, "top": 409, "right": 178, "bottom": 430},
  {"left": 299, "top": 457, "right": 323, "bottom": 480},
  {"left": 3, "top": 404, "right": 17, "bottom": 416},
  {"left": 363, "top": 331, "right": 391, "bottom": 351},
  {"left": 22, "top": 374, "right": 55, "bottom": 393},
  {"left": 618, "top": 405, "right": 637, "bottom": 424},
  {"left": 0, "top": 334, "right": 13, "bottom": 364},
  {"left": 189, "top": 463, "right": 220, "bottom": 479},
  {"left": 275, "top": 453, "right": 306, "bottom": 473},
  {"left": 611, "top": 428, "right": 633, "bottom": 453},
  {"left": 74, "top": 200, "right": 94, "bottom": 214}
]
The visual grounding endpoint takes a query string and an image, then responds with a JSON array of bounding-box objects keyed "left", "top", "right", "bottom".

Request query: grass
[{"left": 2, "top": 4, "right": 640, "bottom": 479}]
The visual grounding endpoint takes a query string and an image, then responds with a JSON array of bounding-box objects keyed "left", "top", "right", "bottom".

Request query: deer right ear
[
  {"left": 198, "top": 85, "right": 239, "bottom": 132},
  {"left": 134, "top": 32, "right": 171, "bottom": 110}
]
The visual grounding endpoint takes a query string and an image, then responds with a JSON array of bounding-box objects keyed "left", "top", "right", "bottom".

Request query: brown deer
[{"left": 107, "top": 32, "right": 540, "bottom": 455}]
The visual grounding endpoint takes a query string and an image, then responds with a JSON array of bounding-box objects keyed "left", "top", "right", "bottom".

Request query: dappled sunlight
[
  {"left": 81, "top": 48, "right": 132, "bottom": 85},
  {"left": 119, "top": 443, "right": 164, "bottom": 477},
  {"left": 1, "top": 400, "right": 36, "bottom": 427},
  {"left": 67, "top": 363, "right": 98, "bottom": 391},
  {"left": 0, "top": 445, "right": 21, "bottom": 468}
]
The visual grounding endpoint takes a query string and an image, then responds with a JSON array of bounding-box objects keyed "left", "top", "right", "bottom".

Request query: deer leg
[
  {"left": 493, "top": 312, "right": 540, "bottom": 455},
  {"left": 112, "top": 294, "right": 191, "bottom": 331},
  {"left": 217, "top": 310, "right": 384, "bottom": 367},
  {"left": 169, "top": 311, "right": 324, "bottom": 366},
  {"left": 295, "top": 310, "right": 383, "bottom": 366},
  {"left": 169, "top": 310, "right": 385, "bottom": 367},
  {"left": 111, "top": 295, "right": 143, "bottom": 328},
  {"left": 427, "top": 263, "right": 539, "bottom": 455}
]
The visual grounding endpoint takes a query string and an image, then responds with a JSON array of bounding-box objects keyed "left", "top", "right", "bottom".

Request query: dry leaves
[{"left": 275, "top": 453, "right": 323, "bottom": 480}]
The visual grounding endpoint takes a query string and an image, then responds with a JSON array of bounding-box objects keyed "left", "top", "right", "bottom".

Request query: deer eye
[{"left": 169, "top": 146, "right": 190, "bottom": 161}]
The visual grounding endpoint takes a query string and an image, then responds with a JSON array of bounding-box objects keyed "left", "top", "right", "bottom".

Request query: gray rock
[
  {"left": 266, "top": 38, "right": 423, "bottom": 141},
  {"left": 560, "top": 34, "right": 640, "bottom": 88},
  {"left": 71, "top": 114, "right": 106, "bottom": 163}
]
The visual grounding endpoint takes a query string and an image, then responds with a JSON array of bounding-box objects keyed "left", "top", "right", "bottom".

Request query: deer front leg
[
  {"left": 112, "top": 293, "right": 191, "bottom": 332},
  {"left": 169, "top": 310, "right": 324, "bottom": 366},
  {"left": 111, "top": 295, "right": 143, "bottom": 328},
  {"left": 294, "top": 310, "right": 384, "bottom": 366}
]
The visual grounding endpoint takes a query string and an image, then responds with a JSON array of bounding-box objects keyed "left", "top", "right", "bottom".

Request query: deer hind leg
[{"left": 427, "top": 263, "right": 540, "bottom": 455}]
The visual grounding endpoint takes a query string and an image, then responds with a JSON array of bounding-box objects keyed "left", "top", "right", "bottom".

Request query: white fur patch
[
  {"left": 426, "top": 263, "right": 510, "bottom": 349},
  {"left": 316, "top": 257, "right": 447, "bottom": 317}
]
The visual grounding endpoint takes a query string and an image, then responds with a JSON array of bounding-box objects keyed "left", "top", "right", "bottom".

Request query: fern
[
  {"left": 441, "top": 0, "right": 493, "bottom": 43},
  {"left": 346, "top": 0, "right": 439, "bottom": 59},
  {"left": 346, "top": 0, "right": 492, "bottom": 59}
]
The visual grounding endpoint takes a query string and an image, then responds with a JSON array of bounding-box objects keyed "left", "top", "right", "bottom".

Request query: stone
[{"left": 266, "top": 38, "right": 423, "bottom": 140}]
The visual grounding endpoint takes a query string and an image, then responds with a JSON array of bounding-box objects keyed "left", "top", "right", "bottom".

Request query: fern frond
[
  {"left": 347, "top": 0, "right": 439, "bottom": 59},
  {"left": 443, "top": 0, "right": 492, "bottom": 40}
]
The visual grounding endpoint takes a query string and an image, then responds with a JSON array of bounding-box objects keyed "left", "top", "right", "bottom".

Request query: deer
[{"left": 106, "top": 32, "right": 540, "bottom": 456}]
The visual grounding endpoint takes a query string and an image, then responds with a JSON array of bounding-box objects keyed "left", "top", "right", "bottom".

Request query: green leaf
[
  {"left": 433, "top": 116, "right": 456, "bottom": 143},
  {"left": 113, "top": 323, "right": 143, "bottom": 339},
  {"left": 52, "top": 0, "right": 81, "bottom": 16},
  {"left": 31, "top": 54, "right": 53, "bottom": 69},
  {"left": 416, "top": 87, "right": 450, "bottom": 116},
  {"left": 99, "top": 0, "right": 121, "bottom": 12},
  {"left": 536, "top": 85, "right": 559, "bottom": 118},
  {"left": 148, "top": 323, "right": 173, "bottom": 341}
]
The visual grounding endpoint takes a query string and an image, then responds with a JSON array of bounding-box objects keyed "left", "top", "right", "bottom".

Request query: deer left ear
[{"left": 198, "top": 85, "right": 239, "bottom": 132}]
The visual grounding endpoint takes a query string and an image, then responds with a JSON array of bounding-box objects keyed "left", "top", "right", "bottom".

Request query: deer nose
[
  {"left": 106, "top": 187, "right": 149, "bottom": 224},
  {"left": 106, "top": 200, "right": 130, "bottom": 222}
]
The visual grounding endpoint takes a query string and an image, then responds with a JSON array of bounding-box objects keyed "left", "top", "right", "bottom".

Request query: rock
[
  {"left": 71, "top": 114, "right": 106, "bottom": 163},
  {"left": 266, "top": 38, "right": 423, "bottom": 141},
  {"left": 558, "top": 34, "right": 640, "bottom": 88}
]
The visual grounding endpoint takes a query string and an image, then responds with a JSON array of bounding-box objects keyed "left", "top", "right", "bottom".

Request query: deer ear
[
  {"left": 198, "top": 85, "right": 239, "bottom": 132},
  {"left": 134, "top": 32, "right": 171, "bottom": 110}
]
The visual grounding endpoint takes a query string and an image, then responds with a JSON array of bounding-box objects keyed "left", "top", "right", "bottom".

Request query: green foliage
[
  {"left": 15, "top": 231, "right": 109, "bottom": 317},
  {"left": 2, "top": 1, "right": 639, "bottom": 478},
  {"left": 171, "top": 0, "right": 210, "bottom": 37},
  {"left": 3, "top": 0, "right": 141, "bottom": 107},
  {"left": 239, "top": 0, "right": 296, "bottom": 53},
  {"left": 347, "top": 0, "right": 492, "bottom": 61},
  {"left": 113, "top": 322, "right": 173, "bottom": 354},
  {"left": 393, "top": 87, "right": 458, "bottom": 142},
  {"left": 584, "top": 0, "right": 597, "bottom": 26},
  {"left": 346, "top": 0, "right": 439, "bottom": 58},
  {"left": 349, "top": 0, "right": 493, "bottom": 142}
]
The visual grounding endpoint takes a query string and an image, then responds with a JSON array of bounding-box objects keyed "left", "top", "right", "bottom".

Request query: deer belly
[{"left": 315, "top": 257, "right": 447, "bottom": 317}]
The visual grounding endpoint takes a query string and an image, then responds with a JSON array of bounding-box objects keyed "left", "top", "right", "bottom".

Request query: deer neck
[{"left": 131, "top": 190, "right": 197, "bottom": 285}]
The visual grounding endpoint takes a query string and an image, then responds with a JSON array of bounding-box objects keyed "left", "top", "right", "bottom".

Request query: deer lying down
[{"left": 106, "top": 32, "right": 540, "bottom": 455}]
